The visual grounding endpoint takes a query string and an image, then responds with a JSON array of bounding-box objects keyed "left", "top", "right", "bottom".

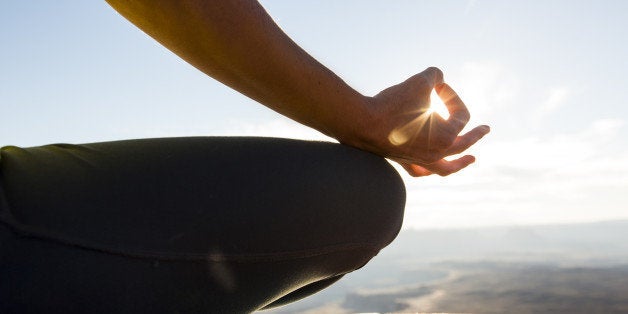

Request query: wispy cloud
[
  {"left": 535, "top": 87, "right": 570, "bottom": 118},
  {"left": 451, "top": 61, "right": 520, "bottom": 124},
  {"left": 401, "top": 118, "right": 628, "bottom": 229},
  {"left": 464, "top": 0, "right": 478, "bottom": 15}
]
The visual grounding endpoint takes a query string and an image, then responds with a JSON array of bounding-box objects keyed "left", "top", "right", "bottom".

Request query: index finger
[
  {"left": 436, "top": 83, "right": 470, "bottom": 134},
  {"left": 422, "top": 66, "right": 444, "bottom": 87},
  {"left": 410, "top": 67, "right": 444, "bottom": 92}
]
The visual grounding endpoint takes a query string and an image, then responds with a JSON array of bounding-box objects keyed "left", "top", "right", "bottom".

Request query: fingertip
[
  {"left": 465, "top": 155, "right": 476, "bottom": 164},
  {"left": 410, "top": 164, "right": 432, "bottom": 177},
  {"left": 434, "top": 82, "right": 445, "bottom": 93},
  {"left": 435, "top": 81, "right": 450, "bottom": 91},
  {"left": 466, "top": 125, "right": 490, "bottom": 140},
  {"left": 446, "top": 156, "right": 475, "bottom": 176},
  {"left": 423, "top": 66, "right": 444, "bottom": 85}
]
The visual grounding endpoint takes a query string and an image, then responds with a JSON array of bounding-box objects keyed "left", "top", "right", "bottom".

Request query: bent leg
[{"left": 0, "top": 137, "right": 405, "bottom": 313}]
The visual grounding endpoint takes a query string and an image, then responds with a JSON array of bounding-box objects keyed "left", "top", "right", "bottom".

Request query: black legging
[{"left": 0, "top": 137, "right": 405, "bottom": 313}]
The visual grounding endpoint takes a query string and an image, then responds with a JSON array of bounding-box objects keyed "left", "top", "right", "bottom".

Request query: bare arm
[{"left": 105, "top": 0, "right": 490, "bottom": 176}]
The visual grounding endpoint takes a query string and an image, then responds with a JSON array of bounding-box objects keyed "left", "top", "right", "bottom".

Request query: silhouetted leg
[
  {"left": 261, "top": 274, "right": 345, "bottom": 310},
  {"left": 0, "top": 137, "right": 405, "bottom": 313}
]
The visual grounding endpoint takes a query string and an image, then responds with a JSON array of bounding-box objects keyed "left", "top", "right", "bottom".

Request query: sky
[{"left": 2, "top": 1, "right": 627, "bottom": 229}]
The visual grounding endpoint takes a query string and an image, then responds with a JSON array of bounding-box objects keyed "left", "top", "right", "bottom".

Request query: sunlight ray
[
  {"left": 388, "top": 109, "right": 431, "bottom": 146},
  {"left": 428, "top": 89, "right": 450, "bottom": 119}
]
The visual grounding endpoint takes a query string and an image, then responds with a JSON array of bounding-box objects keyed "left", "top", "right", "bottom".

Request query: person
[{"left": 0, "top": 0, "right": 490, "bottom": 313}]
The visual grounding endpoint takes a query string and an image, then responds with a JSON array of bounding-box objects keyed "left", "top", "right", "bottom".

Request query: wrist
[{"left": 332, "top": 95, "right": 387, "bottom": 156}]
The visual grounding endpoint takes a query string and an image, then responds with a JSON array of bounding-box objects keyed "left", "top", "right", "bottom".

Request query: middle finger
[{"left": 443, "top": 125, "right": 491, "bottom": 156}]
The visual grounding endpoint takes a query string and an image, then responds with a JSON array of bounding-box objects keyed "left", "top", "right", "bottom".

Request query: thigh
[{"left": 0, "top": 137, "right": 405, "bottom": 312}]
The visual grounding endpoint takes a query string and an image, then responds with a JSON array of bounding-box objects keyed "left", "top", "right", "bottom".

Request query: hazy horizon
[{"left": 264, "top": 219, "right": 628, "bottom": 313}]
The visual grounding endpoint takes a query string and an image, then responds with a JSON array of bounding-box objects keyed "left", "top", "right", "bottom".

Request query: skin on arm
[{"left": 105, "top": 0, "right": 490, "bottom": 176}]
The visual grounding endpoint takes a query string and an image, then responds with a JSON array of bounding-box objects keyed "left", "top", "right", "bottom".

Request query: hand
[{"left": 353, "top": 67, "right": 490, "bottom": 177}]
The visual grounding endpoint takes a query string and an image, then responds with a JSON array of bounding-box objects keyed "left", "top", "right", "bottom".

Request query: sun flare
[
  {"left": 387, "top": 88, "right": 450, "bottom": 147},
  {"left": 429, "top": 89, "right": 450, "bottom": 119}
]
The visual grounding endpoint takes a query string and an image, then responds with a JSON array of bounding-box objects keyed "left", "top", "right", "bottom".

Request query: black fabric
[{"left": 0, "top": 137, "right": 405, "bottom": 313}]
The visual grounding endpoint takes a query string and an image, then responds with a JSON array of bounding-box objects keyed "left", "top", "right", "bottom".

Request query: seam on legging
[
  {"left": 0, "top": 187, "right": 382, "bottom": 263},
  {"left": 0, "top": 215, "right": 381, "bottom": 262}
]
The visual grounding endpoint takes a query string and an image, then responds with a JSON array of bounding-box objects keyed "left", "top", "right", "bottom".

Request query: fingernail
[{"left": 481, "top": 125, "right": 491, "bottom": 133}]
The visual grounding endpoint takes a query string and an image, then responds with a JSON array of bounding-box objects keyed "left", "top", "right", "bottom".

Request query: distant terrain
[
  {"left": 332, "top": 263, "right": 628, "bottom": 313},
  {"left": 263, "top": 220, "right": 628, "bottom": 313}
]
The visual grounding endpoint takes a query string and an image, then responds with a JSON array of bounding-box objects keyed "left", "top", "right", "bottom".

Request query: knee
[
  {"left": 304, "top": 142, "right": 406, "bottom": 253},
  {"left": 349, "top": 150, "right": 406, "bottom": 251}
]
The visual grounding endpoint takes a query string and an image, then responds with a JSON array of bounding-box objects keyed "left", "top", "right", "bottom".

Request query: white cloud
[
  {"left": 401, "top": 118, "right": 628, "bottom": 229},
  {"left": 537, "top": 87, "right": 569, "bottom": 117},
  {"left": 464, "top": 0, "right": 478, "bottom": 15},
  {"left": 449, "top": 61, "right": 520, "bottom": 124},
  {"left": 584, "top": 118, "right": 624, "bottom": 140}
]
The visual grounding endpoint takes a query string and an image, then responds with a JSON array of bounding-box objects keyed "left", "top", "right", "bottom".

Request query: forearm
[{"left": 105, "top": 0, "right": 371, "bottom": 141}]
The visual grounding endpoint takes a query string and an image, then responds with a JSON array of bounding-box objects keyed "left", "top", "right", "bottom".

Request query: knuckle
[
  {"left": 459, "top": 110, "right": 471, "bottom": 123},
  {"left": 436, "top": 167, "right": 454, "bottom": 176},
  {"left": 432, "top": 132, "right": 456, "bottom": 149},
  {"left": 457, "top": 109, "right": 471, "bottom": 123}
]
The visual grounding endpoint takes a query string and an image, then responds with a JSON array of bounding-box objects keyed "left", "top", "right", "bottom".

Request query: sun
[
  {"left": 428, "top": 89, "right": 450, "bottom": 119},
  {"left": 387, "top": 88, "right": 454, "bottom": 147}
]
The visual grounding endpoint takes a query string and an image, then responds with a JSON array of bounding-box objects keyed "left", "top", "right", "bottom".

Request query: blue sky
[{"left": 2, "top": 1, "right": 627, "bottom": 229}]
